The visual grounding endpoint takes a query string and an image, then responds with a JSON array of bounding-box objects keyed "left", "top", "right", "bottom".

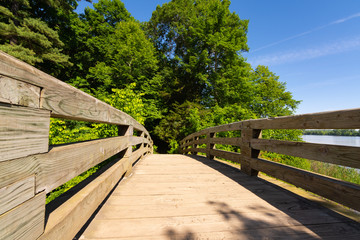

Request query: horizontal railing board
[
  {"left": 131, "top": 147, "right": 146, "bottom": 163},
  {"left": 0, "top": 105, "right": 50, "bottom": 162},
  {"left": 243, "top": 108, "right": 360, "bottom": 129},
  {"left": 0, "top": 175, "right": 35, "bottom": 215},
  {"left": 0, "top": 51, "right": 147, "bottom": 134},
  {"left": 39, "top": 157, "right": 131, "bottom": 240},
  {"left": 181, "top": 108, "right": 360, "bottom": 143},
  {"left": 210, "top": 137, "right": 243, "bottom": 146},
  {"left": 186, "top": 148, "right": 207, "bottom": 154},
  {"left": 244, "top": 156, "right": 360, "bottom": 212},
  {"left": 181, "top": 138, "right": 207, "bottom": 148},
  {"left": 251, "top": 139, "right": 360, "bottom": 169},
  {"left": 130, "top": 136, "right": 151, "bottom": 146},
  {"left": 0, "top": 136, "right": 130, "bottom": 193},
  {"left": 0, "top": 192, "right": 45, "bottom": 240},
  {"left": 181, "top": 122, "right": 243, "bottom": 143},
  {"left": 209, "top": 149, "right": 242, "bottom": 163},
  {"left": 0, "top": 76, "right": 40, "bottom": 108}
]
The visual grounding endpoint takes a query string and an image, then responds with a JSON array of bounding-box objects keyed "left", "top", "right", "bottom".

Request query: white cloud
[
  {"left": 252, "top": 12, "right": 360, "bottom": 53},
  {"left": 249, "top": 36, "right": 360, "bottom": 66}
]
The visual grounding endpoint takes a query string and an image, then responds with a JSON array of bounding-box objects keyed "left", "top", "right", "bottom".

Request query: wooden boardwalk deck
[{"left": 79, "top": 154, "right": 360, "bottom": 240}]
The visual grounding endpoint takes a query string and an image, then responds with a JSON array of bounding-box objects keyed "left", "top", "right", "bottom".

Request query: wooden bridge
[{"left": 0, "top": 51, "right": 360, "bottom": 239}]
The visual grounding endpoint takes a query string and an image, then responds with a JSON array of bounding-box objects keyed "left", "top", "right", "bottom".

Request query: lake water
[{"left": 302, "top": 135, "right": 360, "bottom": 147}]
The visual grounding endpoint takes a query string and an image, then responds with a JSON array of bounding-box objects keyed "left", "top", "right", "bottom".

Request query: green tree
[
  {"left": 147, "top": 0, "right": 249, "bottom": 106},
  {"left": 0, "top": 0, "right": 72, "bottom": 73},
  {"left": 249, "top": 65, "right": 300, "bottom": 118}
]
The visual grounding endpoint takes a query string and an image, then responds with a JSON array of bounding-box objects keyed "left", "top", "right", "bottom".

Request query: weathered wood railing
[
  {"left": 0, "top": 51, "right": 153, "bottom": 240},
  {"left": 180, "top": 109, "right": 360, "bottom": 212}
]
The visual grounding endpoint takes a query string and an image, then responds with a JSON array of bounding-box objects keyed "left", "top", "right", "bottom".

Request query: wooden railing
[
  {"left": 0, "top": 51, "right": 153, "bottom": 240},
  {"left": 180, "top": 109, "right": 360, "bottom": 212}
]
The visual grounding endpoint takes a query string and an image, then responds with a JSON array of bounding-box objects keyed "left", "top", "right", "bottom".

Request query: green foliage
[
  {"left": 9, "top": 0, "right": 357, "bottom": 204},
  {"left": 250, "top": 66, "right": 300, "bottom": 118},
  {"left": 0, "top": 0, "right": 72, "bottom": 75},
  {"left": 49, "top": 119, "right": 95, "bottom": 145},
  {"left": 47, "top": 83, "right": 147, "bottom": 203},
  {"left": 262, "top": 129, "right": 304, "bottom": 142}
]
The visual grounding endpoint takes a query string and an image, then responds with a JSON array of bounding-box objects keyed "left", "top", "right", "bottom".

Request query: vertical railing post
[
  {"left": 185, "top": 139, "right": 190, "bottom": 154},
  {"left": 140, "top": 131, "right": 145, "bottom": 157},
  {"left": 206, "top": 132, "right": 216, "bottom": 159},
  {"left": 191, "top": 136, "right": 199, "bottom": 155},
  {"left": 118, "top": 125, "right": 133, "bottom": 176},
  {"left": 240, "top": 128, "right": 261, "bottom": 176}
]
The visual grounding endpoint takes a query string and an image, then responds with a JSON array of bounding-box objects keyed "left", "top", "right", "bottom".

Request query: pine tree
[{"left": 0, "top": 0, "right": 71, "bottom": 72}]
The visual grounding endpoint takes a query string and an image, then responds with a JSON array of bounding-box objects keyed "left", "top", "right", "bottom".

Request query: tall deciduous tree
[{"left": 147, "top": 0, "right": 249, "bottom": 105}]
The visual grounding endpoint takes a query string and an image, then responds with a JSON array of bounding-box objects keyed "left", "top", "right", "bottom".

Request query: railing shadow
[{"left": 164, "top": 154, "right": 360, "bottom": 239}]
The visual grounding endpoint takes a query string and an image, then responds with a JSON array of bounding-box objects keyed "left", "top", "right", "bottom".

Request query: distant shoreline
[{"left": 303, "top": 130, "right": 360, "bottom": 137}]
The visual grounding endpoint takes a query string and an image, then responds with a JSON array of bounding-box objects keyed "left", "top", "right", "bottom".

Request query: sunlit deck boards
[{"left": 79, "top": 154, "right": 360, "bottom": 240}]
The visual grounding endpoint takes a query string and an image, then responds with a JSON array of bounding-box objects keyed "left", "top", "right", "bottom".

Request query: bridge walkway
[{"left": 79, "top": 154, "right": 360, "bottom": 240}]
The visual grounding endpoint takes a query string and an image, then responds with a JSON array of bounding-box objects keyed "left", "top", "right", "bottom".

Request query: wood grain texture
[
  {"left": 209, "top": 149, "right": 241, "bottom": 163},
  {"left": 245, "top": 156, "right": 360, "bottom": 211},
  {"left": 0, "top": 76, "right": 40, "bottom": 107},
  {"left": 0, "top": 136, "right": 129, "bottom": 193},
  {"left": 210, "top": 137, "right": 243, "bottom": 146},
  {"left": 0, "top": 192, "right": 45, "bottom": 240},
  {"left": 251, "top": 139, "right": 360, "bottom": 169},
  {"left": 243, "top": 108, "right": 360, "bottom": 129},
  {"left": 0, "top": 175, "right": 34, "bottom": 215},
  {"left": 39, "top": 157, "right": 134, "bottom": 240},
  {"left": 181, "top": 122, "right": 243, "bottom": 143},
  {"left": 81, "top": 154, "right": 360, "bottom": 240},
  {"left": 181, "top": 108, "right": 360, "bottom": 144},
  {"left": 0, "top": 51, "right": 148, "bottom": 134},
  {"left": 0, "top": 104, "right": 50, "bottom": 162}
]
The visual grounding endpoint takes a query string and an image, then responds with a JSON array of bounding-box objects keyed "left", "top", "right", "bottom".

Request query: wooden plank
[
  {"left": 0, "top": 51, "right": 148, "bottom": 134},
  {"left": 187, "top": 147, "right": 207, "bottom": 154},
  {"left": 244, "top": 108, "right": 360, "bottom": 129},
  {"left": 181, "top": 122, "right": 243, "bottom": 143},
  {"left": 0, "top": 136, "right": 129, "bottom": 193},
  {"left": 209, "top": 149, "right": 241, "bottom": 163},
  {"left": 251, "top": 139, "right": 360, "bottom": 169},
  {"left": 182, "top": 138, "right": 207, "bottom": 148},
  {"left": 0, "top": 175, "right": 34, "bottom": 215},
  {"left": 240, "top": 129, "right": 261, "bottom": 176},
  {"left": 130, "top": 136, "right": 150, "bottom": 146},
  {"left": 38, "top": 157, "right": 134, "bottom": 240},
  {"left": 81, "top": 154, "right": 360, "bottom": 240},
  {"left": 0, "top": 192, "right": 45, "bottom": 240},
  {"left": 210, "top": 137, "right": 243, "bottom": 146},
  {"left": 131, "top": 147, "right": 147, "bottom": 164},
  {"left": 0, "top": 104, "right": 50, "bottom": 162},
  {"left": 244, "top": 156, "right": 360, "bottom": 211},
  {"left": 0, "top": 76, "right": 40, "bottom": 107}
]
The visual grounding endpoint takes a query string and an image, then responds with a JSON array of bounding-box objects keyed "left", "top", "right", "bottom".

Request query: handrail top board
[
  {"left": 181, "top": 108, "right": 360, "bottom": 143},
  {"left": 0, "top": 51, "right": 148, "bottom": 134}
]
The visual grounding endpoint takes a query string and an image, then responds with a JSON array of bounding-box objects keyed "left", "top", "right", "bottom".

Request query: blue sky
[{"left": 76, "top": 0, "right": 360, "bottom": 115}]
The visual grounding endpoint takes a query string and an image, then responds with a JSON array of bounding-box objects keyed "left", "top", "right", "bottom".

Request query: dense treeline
[
  {"left": 304, "top": 129, "right": 360, "bottom": 136},
  {"left": 1, "top": 0, "right": 300, "bottom": 153}
]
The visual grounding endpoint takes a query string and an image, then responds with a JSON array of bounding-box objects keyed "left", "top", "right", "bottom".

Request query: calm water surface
[{"left": 302, "top": 135, "right": 360, "bottom": 147}]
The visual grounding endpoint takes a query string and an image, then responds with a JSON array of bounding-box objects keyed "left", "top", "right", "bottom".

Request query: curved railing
[
  {"left": 180, "top": 109, "right": 360, "bottom": 212},
  {"left": 0, "top": 51, "right": 153, "bottom": 239}
]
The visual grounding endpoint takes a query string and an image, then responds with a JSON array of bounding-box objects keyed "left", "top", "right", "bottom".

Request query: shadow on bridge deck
[{"left": 76, "top": 154, "right": 360, "bottom": 240}]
